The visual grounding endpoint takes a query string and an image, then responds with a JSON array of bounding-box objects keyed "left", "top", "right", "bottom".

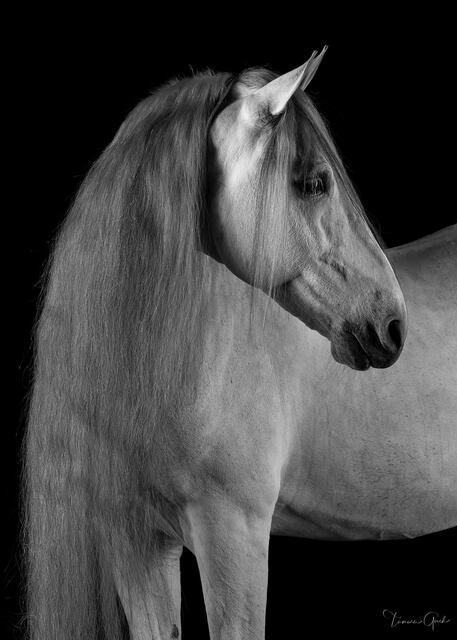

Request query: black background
[{"left": 6, "top": 9, "right": 456, "bottom": 639}]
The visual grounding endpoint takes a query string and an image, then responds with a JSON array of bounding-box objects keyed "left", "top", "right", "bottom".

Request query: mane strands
[{"left": 23, "top": 70, "right": 232, "bottom": 640}]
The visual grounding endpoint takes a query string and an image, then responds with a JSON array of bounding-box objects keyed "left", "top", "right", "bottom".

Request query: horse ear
[
  {"left": 251, "top": 46, "right": 328, "bottom": 117},
  {"left": 299, "top": 45, "right": 327, "bottom": 92}
]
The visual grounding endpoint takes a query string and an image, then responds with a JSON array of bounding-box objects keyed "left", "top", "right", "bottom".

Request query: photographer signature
[{"left": 382, "top": 609, "right": 451, "bottom": 631}]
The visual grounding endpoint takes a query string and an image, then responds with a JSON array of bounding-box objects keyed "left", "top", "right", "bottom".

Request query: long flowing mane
[
  {"left": 24, "top": 70, "right": 233, "bottom": 639},
  {"left": 23, "top": 67, "right": 377, "bottom": 639}
]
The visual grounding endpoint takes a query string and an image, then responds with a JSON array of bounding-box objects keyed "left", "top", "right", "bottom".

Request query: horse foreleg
[
  {"left": 114, "top": 535, "right": 183, "bottom": 640},
  {"left": 186, "top": 496, "right": 272, "bottom": 640}
]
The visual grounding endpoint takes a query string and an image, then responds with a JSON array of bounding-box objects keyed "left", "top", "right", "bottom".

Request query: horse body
[{"left": 25, "top": 49, "right": 455, "bottom": 639}]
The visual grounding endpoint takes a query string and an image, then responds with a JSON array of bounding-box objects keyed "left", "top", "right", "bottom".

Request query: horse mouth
[{"left": 331, "top": 331, "right": 372, "bottom": 371}]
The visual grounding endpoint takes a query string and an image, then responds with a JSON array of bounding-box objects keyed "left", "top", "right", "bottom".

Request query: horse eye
[{"left": 304, "top": 174, "right": 327, "bottom": 198}]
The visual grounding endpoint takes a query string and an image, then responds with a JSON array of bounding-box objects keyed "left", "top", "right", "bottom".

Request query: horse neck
[{"left": 387, "top": 225, "right": 457, "bottom": 304}]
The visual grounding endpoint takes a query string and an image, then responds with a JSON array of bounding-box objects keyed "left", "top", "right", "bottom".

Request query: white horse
[{"left": 25, "top": 48, "right": 455, "bottom": 640}]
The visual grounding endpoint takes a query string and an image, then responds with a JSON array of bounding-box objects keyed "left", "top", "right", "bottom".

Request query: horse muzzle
[{"left": 331, "top": 314, "right": 407, "bottom": 371}]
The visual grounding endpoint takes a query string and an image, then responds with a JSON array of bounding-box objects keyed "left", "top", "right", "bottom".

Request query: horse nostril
[{"left": 386, "top": 318, "right": 403, "bottom": 351}]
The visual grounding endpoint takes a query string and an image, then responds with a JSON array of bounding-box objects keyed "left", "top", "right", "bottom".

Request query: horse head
[{"left": 208, "top": 49, "right": 407, "bottom": 370}]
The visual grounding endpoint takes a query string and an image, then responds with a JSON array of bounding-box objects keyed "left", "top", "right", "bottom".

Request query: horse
[{"left": 25, "top": 47, "right": 431, "bottom": 640}]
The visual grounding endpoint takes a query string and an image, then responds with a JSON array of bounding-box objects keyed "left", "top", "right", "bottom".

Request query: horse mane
[{"left": 24, "top": 69, "right": 234, "bottom": 639}]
